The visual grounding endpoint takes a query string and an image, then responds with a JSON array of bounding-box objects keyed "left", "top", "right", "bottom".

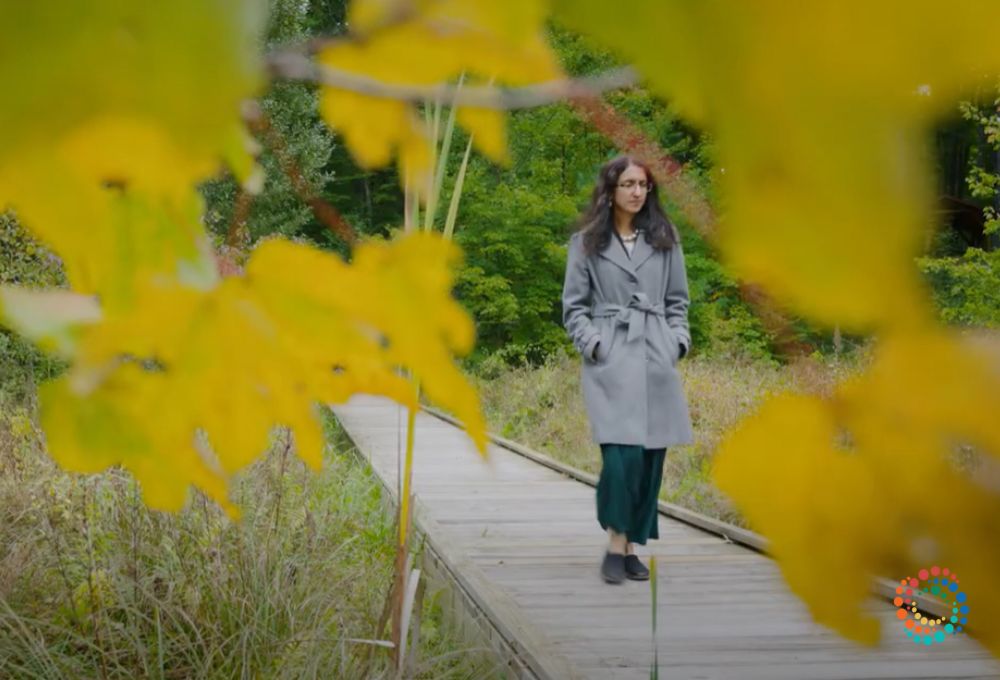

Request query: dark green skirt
[{"left": 596, "top": 444, "right": 666, "bottom": 545}]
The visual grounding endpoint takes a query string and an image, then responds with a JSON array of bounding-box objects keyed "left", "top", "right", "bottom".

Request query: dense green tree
[
  {"left": 959, "top": 86, "right": 1000, "bottom": 247},
  {"left": 201, "top": 0, "right": 403, "bottom": 253},
  {"left": 916, "top": 84, "right": 1000, "bottom": 329},
  {"left": 200, "top": 0, "right": 407, "bottom": 254}
]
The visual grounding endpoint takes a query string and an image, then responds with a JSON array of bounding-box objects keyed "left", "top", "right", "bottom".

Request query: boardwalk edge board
[{"left": 419, "top": 405, "right": 957, "bottom": 624}]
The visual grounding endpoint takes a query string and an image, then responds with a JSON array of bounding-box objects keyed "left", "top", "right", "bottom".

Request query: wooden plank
[
  {"left": 332, "top": 396, "right": 1000, "bottom": 680},
  {"left": 420, "top": 404, "right": 965, "bottom": 623},
  {"left": 570, "top": 661, "right": 999, "bottom": 680},
  {"left": 424, "top": 404, "right": 767, "bottom": 550},
  {"left": 333, "top": 397, "right": 581, "bottom": 680}
]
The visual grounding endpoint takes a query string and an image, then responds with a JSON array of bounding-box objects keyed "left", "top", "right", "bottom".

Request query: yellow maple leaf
[
  {"left": 317, "top": 0, "right": 560, "bottom": 194},
  {"left": 0, "top": 0, "right": 263, "bottom": 298},
  {"left": 0, "top": 3, "right": 490, "bottom": 523},
  {"left": 40, "top": 366, "right": 237, "bottom": 516},
  {"left": 554, "top": 0, "right": 1000, "bottom": 331},
  {"left": 715, "top": 331, "right": 1000, "bottom": 651},
  {"left": 8, "top": 232, "right": 486, "bottom": 513},
  {"left": 713, "top": 392, "right": 883, "bottom": 645},
  {"left": 0, "top": 1, "right": 262, "bottom": 182},
  {"left": 456, "top": 106, "right": 509, "bottom": 165}
]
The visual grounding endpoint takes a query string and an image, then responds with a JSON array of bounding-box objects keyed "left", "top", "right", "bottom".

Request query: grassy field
[
  {"left": 474, "top": 350, "right": 869, "bottom": 526},
  {"left": 0, "top": 385, "right": 496, "bottom": 680}
]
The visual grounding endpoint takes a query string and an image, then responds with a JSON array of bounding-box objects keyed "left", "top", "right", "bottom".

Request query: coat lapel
[
  {"left": 598, "top": 233, "right": 636, "bottom": 277},
  {"left": 631, "top": 232, "right": 656, "bottom": 271}
]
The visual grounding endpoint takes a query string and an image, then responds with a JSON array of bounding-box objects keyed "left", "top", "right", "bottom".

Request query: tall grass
[
  {"left": 0, "top": 384, "right": 494, "bottom": 679},
  {"left": 473, "top": 350, "right": 869, "bottom": 525}
]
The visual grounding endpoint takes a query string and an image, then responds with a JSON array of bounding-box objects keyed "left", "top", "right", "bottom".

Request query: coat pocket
[
  {"left": 661, "top": 321, "right": 681, "bottom": 366},
  {"left": 595, "top": 320, "right": 616, "bottom": 363}
]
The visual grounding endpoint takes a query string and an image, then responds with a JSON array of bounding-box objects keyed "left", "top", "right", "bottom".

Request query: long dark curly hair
[{"left": 576, "top": 155, "right": 678, "bottom": 256}]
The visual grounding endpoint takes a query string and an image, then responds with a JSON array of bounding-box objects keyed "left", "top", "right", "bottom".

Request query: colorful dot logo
[{"left": 894, "top": 566, "right": 969, "bottom": 646}]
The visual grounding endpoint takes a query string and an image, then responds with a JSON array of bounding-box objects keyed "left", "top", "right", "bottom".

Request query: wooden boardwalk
[{"left": 333, "top": 395, "right": 1000, "bottom": 680}]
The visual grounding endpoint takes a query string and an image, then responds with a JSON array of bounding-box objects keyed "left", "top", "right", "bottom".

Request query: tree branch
[
  {"left": 571, "top": 97, "right": 815, "bottom": 358},
  {"left": 242, "top": 101, "right": 358, "bottom": 246},
  {"left": 266, "top": 50, "right": 639, "bottom": 109}
]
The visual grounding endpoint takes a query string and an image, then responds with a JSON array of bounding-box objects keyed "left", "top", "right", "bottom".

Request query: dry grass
[
  {"left": 0, "top": 384, "right": 496, "bottom": 680},
  {"left": 474, "top": 350, "right": 870, "bottom": 526}
]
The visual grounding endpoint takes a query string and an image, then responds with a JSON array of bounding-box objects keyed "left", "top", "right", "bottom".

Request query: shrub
[{"left": 918, "top": 247, "right": 1000, "bottom": 327}]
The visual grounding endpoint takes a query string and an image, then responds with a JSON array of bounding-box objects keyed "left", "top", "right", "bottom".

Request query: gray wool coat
[{"left": 562, "top": 230, "right": 694, "bottom": 449}]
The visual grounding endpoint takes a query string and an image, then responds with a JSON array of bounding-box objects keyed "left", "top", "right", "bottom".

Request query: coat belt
[{"left": 592, "top": 293, "right": 665, "bottom": 344}]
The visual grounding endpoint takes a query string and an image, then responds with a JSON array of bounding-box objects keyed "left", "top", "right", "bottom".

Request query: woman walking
[{"left": 562, "top": 155, "right": 694, "bottom": 584}]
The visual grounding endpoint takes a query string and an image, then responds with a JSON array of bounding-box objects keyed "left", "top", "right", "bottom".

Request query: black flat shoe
[
  {"left": 601, "top": 552, "right": 626, "bottom": 584},
  {"left": 624, "top": 554, "right": 650, "bottom": 581}
]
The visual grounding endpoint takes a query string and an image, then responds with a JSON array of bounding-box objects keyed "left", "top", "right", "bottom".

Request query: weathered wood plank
[{"left": 332, "top": 395, "right": 1000, "bottom": 680}]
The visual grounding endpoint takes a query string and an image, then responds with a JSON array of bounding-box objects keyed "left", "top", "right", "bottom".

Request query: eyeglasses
[{"left": 617, "top": 180, "right": 650, "bottom": 191}]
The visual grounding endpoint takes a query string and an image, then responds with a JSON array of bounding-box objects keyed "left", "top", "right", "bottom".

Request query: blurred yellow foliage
[
  {"left": 0, "top": 1, "right": 262, "bottom": 297},
  {"left": 553, "top": 0, "right": 1000, "bottom": 651},
  {"left": 317, "top": 0, "right": 559, "bottom": 193},
  {"left": 555, "top": 0, "right": 1000, "bottom": 330},
  {"left": 715, "top": 333, "right": 1000, "bottom": 650},
  {"left": 26, "top": 234, "right": 485, "bottom": 515},
  {"left": 0, "top": 0, "right": 486, "bottom": 515}
]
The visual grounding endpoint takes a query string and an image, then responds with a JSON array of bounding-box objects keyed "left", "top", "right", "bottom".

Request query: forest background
[
  {"left": 4, "top": 0, "right": 1000, "bottom": 518},
  {"left": 2, "top": 0, "right": 1000, "bottom": 676}
]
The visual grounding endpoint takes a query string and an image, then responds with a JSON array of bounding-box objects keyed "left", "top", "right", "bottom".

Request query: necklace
[{"left": 620, "top": 230, "right": 639, "bottom": 242}]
